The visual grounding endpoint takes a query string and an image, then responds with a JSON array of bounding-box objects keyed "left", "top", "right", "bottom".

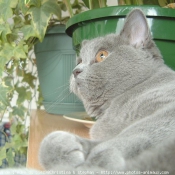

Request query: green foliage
[
  {"left": 0, "top": 0, "right": 63, "bottom": 168},
  {"left": 0, "top": 123, "right": 28, "bottom": 167},
  {"left": 0, "top": 0, "right": 89, "bottom": 168},
  {"left": 28, "top": 0, "right": 61, "bottom": 41},
  {"left": 81, "top": 0, "right": 107, "bottom": 9}
]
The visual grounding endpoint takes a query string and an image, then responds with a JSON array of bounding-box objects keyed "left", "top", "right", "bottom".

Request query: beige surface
[{"left": 27, "top": 110, "right": 90, "bottom": 170}]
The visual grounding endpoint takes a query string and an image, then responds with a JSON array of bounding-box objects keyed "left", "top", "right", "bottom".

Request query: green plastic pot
[
  {"left": 34, "top": 25, "right": 84, "bottom": 115},
  {"left": 66, "top": 5, "right": 175, "bottom": 70}
]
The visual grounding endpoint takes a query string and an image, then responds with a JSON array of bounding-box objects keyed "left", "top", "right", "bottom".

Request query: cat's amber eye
[{"left": 95, "top": 50, "right": 108, "bottom": 63}]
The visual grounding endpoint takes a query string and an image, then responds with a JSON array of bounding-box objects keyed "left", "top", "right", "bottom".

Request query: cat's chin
[
  {"left": 71, "top": 83, "right": 108, "bottom": 118},
  {"left": 83, "top": 99, "right": 109, "bottom": 118},
  {"left": 83, "top": 104, "right": 101, "bottom": 118}
]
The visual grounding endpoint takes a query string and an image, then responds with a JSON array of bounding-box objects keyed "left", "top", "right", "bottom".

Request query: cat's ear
[{"left": 120, "top": 9, "right": 150, "bottom": 48}]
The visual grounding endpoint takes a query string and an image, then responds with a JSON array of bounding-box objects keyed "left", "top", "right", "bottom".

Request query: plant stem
[
  {"left": 118, "top": 0, "right": 125, "bottom": 5},
  {"left": 124, "top": 0, "right": 131, "bottom": 5},
  {"left": 134, "top": 0, "right": 143, "bottom": 5},
  {"left": 158, "top": 0, "right": 168, "bottom": 6},
  {"left": 63, "top": 0, "right": 74, "bottom": 17},
  {"left": 98, "top": 0, "right": 106, "bottom": 8},
  {"left": 1, "top": 131, "right": 10, "bottom": 143},
  {"left": 88, "top": 0, "right": 93, "bottom": 9}
]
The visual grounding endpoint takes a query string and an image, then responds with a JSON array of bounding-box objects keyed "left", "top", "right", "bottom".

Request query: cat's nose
[{"left": 73, "top": 68, "right": 82, "bottom": 78}]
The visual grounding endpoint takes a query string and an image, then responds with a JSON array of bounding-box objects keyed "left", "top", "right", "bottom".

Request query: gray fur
[
  {"left": 1, "top": 9, "right": 175, "bottom": 175},
  {"left": 40, "top": 9, "right": 175, "bottom": 173}
]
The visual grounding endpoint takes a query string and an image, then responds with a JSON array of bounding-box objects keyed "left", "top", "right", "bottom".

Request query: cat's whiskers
[
  {"left": 40, "top": 92, "right": 82, "bottom": 116},
  {"left": 73, "top": 97, "right": 82, "bottom": 103},
  {"left": 57, "top": 91, "right": 73, "bottom": 105},
  {"left": 78, "top": 76, "right": 104, "bottom": 87},
  {"left": 42, "top": 83, "right": 69, "bottom": 98},
  {"left": 44, "top": 86, "right": 70, "bottom": 112}
]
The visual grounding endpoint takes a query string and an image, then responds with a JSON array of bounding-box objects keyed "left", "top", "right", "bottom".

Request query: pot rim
[{"left": 66, "top": 5, "right": 175, "bottom": 37}]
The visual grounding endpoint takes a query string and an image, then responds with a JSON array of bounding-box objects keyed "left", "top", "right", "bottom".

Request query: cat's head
[{"left": 70, "top": 9, "right": 163, "bottom": 117}]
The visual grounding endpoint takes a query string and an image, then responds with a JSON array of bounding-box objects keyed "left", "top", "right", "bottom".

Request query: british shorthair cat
[{"left": 1, "top": 8, "right": 175, "bottom": 175}]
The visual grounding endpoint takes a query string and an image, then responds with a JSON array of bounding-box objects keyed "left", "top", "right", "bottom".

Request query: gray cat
[
  {"left": 39, "top": 8, "right": 175, "bottom": 174},
  {"left": 1, "top": 9, "right": 175, "bottom": 175}
]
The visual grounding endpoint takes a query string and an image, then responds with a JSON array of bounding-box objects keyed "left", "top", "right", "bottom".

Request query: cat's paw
[{"left": 39, "top": 131, "right": 85, "bottom": 170}]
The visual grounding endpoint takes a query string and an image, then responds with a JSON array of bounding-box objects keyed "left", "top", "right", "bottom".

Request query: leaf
[
  {"left": 0, "top": 0, "right": 13, "bottom": 21},
  {"left": 15, "top": 86, "right": 27, "bottom": 104},
  {"left": 37, "top": 86, "right": 43, "bottom": 108},
  {"left": 22, "top": 72, "right": 36, "bottom": 88},
  {"left": 25, "top": 0, "right": 30, "bottom": 4},
  {"left": 0, "top": 22, "right": 11, "bottom": 43},
  {"left": 26, "top": 91, "right": 32, "bottom": 100},
  {"left": 4, "top": 142, "right": 13, "bottom": 149},
  {"left": 0, "top": 147, "right": 6, "bottom": 165},
  {"left": 43, "top": 0, "right": 61, "bottom": 19},
  {"left": 16, "top": 124, "right": 25, "bottom": 134},
  {"left": 6, "top": 148, "right": 15, "bottom": 167},
  {"left": 28, "top": 0, "right": 61, "bottom": 41},
  {"left": 18, "top": 0, "right": 30, "bottom": 14},
  {"left": 3, "top": 76, "right": 13, "bottom": 87},
  {"left": 12, "top": 134, "right": 28, "bottom": 149},
  {"left": 28, "top": 0, "right": 41, "bottom": 7},
  {"left": 60, "top": 2, "right": 67, "bottom": 11},
  {"left": 0, "top": 0, "right": 18, "bottom": 21},
  {"left": 10, "top": 124, "right": 17, "bottom": 136},
  {"left": 16, "top": 67, "right": 24, "bottom": 77},
  {"left": 10, "top": 0, "right": 18, "bottom": 8},
  {"left": 0, "top": 43, "right": 27, "bottom": 60},
  {"left": 19, "top": 146, "right": 27, "bottom": 155},
  {"left": 82, "top": 0, "right": 90, "bottom": 8},
  {"left": 12, "top": 106, "right": 25, "bottom": 117},
  {"left": 20, "top": 25, "right": 38, "bottom": 40},
  {"left": 6, "top": 29, "right": 19, "bottom": 44},
  {"left": 0, "top": 56, "right": 8, "bottom": 76},
  {"left": 0, "top": 82, "right": 10, "bottom": 107},
  {"left": 13, "top": 16, "right": 24, "bottom": 28},
  {"left": 13, "top": 44, "right": 27, "bottom": 59},
  {"left": 23, "top": 45, "right": 28, "bottom": 53}
]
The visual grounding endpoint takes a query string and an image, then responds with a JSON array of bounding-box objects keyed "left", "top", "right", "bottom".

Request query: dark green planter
[
  {"left": 66, "top": 5, "right": 175, "bottom": 70},
  {"left": 34, "top": 25, "right": 84, "bottom": 115}
]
